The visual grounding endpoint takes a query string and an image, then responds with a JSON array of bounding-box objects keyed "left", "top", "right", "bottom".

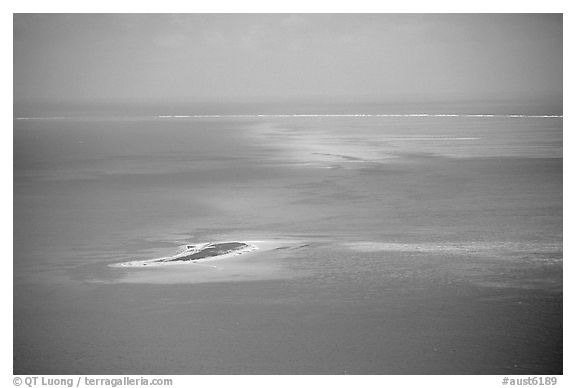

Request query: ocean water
[{"left": 13, "top": 105, "right": 562, "bottom": 374}]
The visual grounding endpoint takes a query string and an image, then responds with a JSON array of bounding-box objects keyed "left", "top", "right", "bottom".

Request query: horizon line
[{"left": 14, "top": 113, "right": 563, "bottom": 120}]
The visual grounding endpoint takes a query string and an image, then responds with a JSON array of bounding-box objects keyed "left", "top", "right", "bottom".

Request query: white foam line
[
  {"left": 15, "top": 113, "right": 563, "bottom": 120},
  {"left": 377, "top": 137, "right": 481, "bottom": 141},
  {"left": 153, "top": 113, "right": 562, "bottom": 119}
]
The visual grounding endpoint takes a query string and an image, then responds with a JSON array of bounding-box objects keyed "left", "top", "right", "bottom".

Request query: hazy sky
[{"left": 14, "top": 14, "right": 562, "bottom": 104}]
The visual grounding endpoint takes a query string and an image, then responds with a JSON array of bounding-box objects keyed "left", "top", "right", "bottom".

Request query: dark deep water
[{"left": 14, "top": 104, "right": 562, "bottom": 374}]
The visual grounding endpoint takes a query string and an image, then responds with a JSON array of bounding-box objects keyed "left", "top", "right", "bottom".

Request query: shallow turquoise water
[{"left": 13, "top": 113, "right": 562, "bottom": 374}]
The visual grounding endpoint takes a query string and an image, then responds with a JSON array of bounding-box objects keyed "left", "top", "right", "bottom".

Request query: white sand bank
[{"left": 106, "top": 239, "right": 305, "bottom": 284}]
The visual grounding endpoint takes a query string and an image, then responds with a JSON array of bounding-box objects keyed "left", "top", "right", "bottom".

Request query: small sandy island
[{"left": 110, "top": 241, "right": 258, "bottom": 268}]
